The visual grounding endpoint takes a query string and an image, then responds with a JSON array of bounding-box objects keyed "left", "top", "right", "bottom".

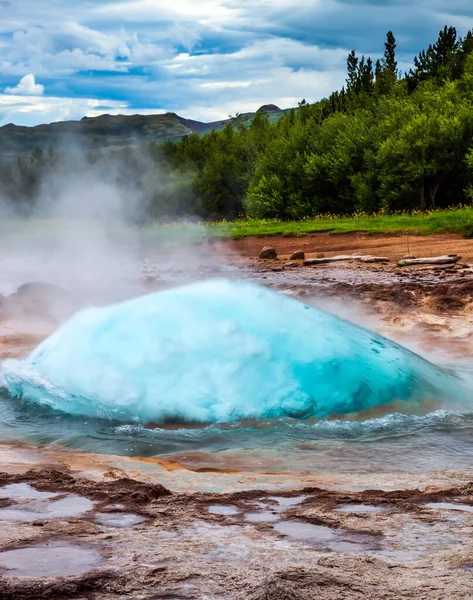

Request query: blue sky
[{"left": 0, "top": 0, "right": 472, "bottom": 126}]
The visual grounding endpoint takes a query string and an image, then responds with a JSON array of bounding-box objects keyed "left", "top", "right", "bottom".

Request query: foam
[{"left": 2, "top": 279, "right": 468, "bottom": 423}]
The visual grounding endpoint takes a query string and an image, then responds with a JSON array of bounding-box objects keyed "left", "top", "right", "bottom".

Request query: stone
[
  {"left": 1, "top": 282, "right": 74, "bottom": 321},
  {"left": 259, "top": 247, "right": 277, "bottom": 260},
  {"left": 284, "top": 262, "right": 300, "bottom": 268},
  {"left": 290, "top": 251, "right": 305, "bottom": 260},
  {"left": 354, "top": 256, "right": 390, "bottom": 264},
  {"left": 398, "top": 255, "right": 461, "bottom": 267},
  {"left": 303, "top": 255, "right": 353, "bottom": 266}
]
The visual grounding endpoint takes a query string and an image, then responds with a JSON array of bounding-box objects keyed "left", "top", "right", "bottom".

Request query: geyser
[{"left": 2, "top": 279, "right": 467, "bottom": 423}]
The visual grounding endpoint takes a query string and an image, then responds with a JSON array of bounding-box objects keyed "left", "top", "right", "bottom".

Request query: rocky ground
[
  {"left": 1, "top": 231, "right": 473, "bottom": 598},
  {"left": 1, "top": 469, "right": 473, "bottom": 599},
  {"left": 3, "top": 231, "right": 473, "bottom": 359}
]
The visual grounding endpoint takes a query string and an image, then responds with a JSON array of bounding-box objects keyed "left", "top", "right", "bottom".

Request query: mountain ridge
[{"left": 0, "top": 104, "right": 288, "bottom": 163}]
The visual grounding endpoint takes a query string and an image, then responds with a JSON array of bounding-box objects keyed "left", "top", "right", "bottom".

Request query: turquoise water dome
[{"left": 2, "top": 279, "right": 467, "bottom": 423}]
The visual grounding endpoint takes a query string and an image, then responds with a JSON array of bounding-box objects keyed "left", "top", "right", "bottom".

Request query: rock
[
  {"left": 304, "top": 255, "right": 353, "bottom": 266},
  {"left": 259, "top": 247, "right": 277, "bottom": 260},
  {"left": 290, "top": 251, "right": 305, "bottom": 260},
  {"left": 398, "top": 255, "right": 461, "bottom": 267},
  {"left": 284, "top": 262, "right": 300, "bottom": 268},
  {"left": 354, "top": 256, "right": 390, "bottom": 264},
  {"left": 16, "top": 282, "right": 67, "bottom": 297},
  {"left": 1, "top": 281, "right": 75, "bottom": 321}
]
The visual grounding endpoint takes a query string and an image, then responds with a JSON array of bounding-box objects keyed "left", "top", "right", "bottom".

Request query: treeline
[
  {"left": 163, "top": 26, "right": 473, "bottom": 219},
  {"left": 0, "top": 144, "right": 197, "bottom": 221}
]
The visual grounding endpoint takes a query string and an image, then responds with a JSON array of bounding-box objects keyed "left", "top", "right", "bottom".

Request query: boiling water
[
  {"left": 1, "top": 279, "right": 473, "bottom": 476},
  {"left": 2, "top": 395, "right": 473, "bottom": 474}
]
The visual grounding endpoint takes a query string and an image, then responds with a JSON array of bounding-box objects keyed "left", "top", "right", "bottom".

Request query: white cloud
[
  {"left": 0, "top": 93, "right": 130, "bottom": 126},
  {"left": 93, "top": 0, "right": 243, "bottom": 26},
  {"left": 200, "top": 81, "right": 253, "bottom": 89},
  {"left": 1, "top": 0, "right": 473, "bottom": 126},
  {"left": 5, "top": 74, "right": 44, "bottom": 96}
]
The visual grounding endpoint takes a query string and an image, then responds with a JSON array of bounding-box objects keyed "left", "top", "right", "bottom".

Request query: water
[
  {"left": 0, "top": 542, "right": 100, "bottom": 576},
  {"left": 95, "top": 512, "right": 146, "bottom": 528},
  {"left": 2, "top": 391, "right": 473, "bottom": 475},
  {"left": 335, "top": 504, "right": 384, "bottom": 514},
  {"left": 245, "top": 510, "right": 280, "bottom": 523},
  {"left": 272, "top": 521, "right": 379, "bottom": 552},
  {"left": 1, "top": 279, "right": 473, "bottom": 476},
  {"left": 208, "top": 505, "right": 240, "bottom": 516},
  {"left": 0, "top": 483, "right": 57, "bottom": 500},
  {"left": 423, "top": 502, "right": 473, "bottom": 513},
  {"left": 0, "top": 484, "right": 93, "bottom": 522},
  {"left": 3, "top": 279, "right": 470, "bottom": 423}
]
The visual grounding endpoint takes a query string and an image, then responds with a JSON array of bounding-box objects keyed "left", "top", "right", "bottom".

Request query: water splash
[{"left": 2, "top": 279, "right": 470, "bottom": 424}]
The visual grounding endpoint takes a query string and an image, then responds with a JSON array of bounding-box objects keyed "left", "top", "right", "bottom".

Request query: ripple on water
[{"left": 0, "top": 542, "right": 100, "bottom": 577}]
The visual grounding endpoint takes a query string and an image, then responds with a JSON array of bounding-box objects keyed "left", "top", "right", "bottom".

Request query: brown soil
[{"left": 217, "top": 231, "right": 473, "bottom": 262}]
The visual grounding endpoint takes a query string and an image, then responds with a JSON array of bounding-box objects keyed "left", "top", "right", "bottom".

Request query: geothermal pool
[{"left": 1, "top": 279, "right": 473, "bottom": 477}]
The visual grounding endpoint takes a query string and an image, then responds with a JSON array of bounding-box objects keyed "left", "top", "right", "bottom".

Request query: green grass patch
[
  {"left": 204, "top": 207, "right": 473, "bottom": 238},
  {"left": 2, "top": 207, "right": 473, "bottom": 252}
]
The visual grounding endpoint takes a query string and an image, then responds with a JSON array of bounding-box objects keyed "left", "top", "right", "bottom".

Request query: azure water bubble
[{"left": 2, "top": 279, "right": 470, "bottom": 424}]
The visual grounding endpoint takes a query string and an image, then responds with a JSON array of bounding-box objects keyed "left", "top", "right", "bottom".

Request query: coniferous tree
[{"left": 346, "top": 50, "right": 359, "bottom": 93}]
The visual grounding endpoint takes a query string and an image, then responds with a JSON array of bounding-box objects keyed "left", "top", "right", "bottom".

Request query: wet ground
[
  {"left": 3, "top": 232, "right": 473, "bottom": 360},
  {"left": 1, "top": 231, "right": 473, "bottom": 598},
  {"left": 1, "top": 470, "right": 473, "bottom": 599}
]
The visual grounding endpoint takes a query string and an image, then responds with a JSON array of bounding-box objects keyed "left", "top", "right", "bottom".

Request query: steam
[{"left": 0, "top": 140, "right": 211, "bottom": 306}]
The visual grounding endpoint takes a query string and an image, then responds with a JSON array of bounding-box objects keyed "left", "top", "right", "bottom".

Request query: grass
[
  {"left": 205, "top": 207, "right": 473, "bottom": 238},
  {"left": 2, "top": 207, "right": 473, "bottom": 251}
]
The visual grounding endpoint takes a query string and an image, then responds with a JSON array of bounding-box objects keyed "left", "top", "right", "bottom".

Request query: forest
[{"left": 3, "top": 26, "right": 473, "bottom": 222}]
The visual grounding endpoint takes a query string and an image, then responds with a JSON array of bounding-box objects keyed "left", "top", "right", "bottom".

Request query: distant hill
[{"left": 0, "top": 105, "right": 288, "bottom": 163}]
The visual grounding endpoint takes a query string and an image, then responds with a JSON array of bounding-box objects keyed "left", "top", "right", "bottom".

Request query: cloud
[
  {"left": 4, "top": 74, "right": 44, "bottom": 96},
  {"left": 0, "top": 93, "right": 132, "bottom": 126},
  {"left": 0, "top": 1, "right": 473, "bottom": 126}
]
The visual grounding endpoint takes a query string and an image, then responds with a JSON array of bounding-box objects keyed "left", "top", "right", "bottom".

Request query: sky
[{"left": 0, "top": 0, "right": 472, "bottom": 127}]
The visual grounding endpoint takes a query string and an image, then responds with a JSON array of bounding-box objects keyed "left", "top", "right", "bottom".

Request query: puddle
[
  {"left": 269, "top": 496, "right": 308, "bottom": 510},
  {"left": 208, "top": 505, "right": 239, "bottom": 516},
  {"left": 424, "top": 502, "right": 473, "bottom": 513},
  {"left": 0, "top": 542, "right": 100, "bottom": 576},
  {"left": 245, "top": 510, "right": 280, "bottom": 523},
  {"left": 273, "top": 521, "right": 379, "bottom": 553},
  {"left": 95, "top": 512, "right": 145, "bottom": 528},
  {"left": 0, "top": 483, "right": 58, "bottom": 501},
  {"left": 0, "top": 494, "right": 93, "bottom": 522},
  {"left": 335, "top": 504, "right": 385, "bottom": 514}
]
